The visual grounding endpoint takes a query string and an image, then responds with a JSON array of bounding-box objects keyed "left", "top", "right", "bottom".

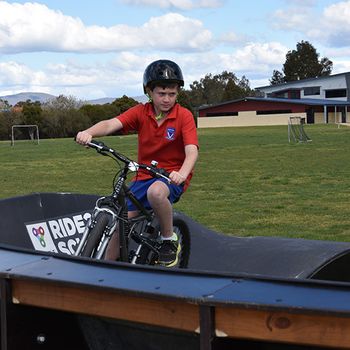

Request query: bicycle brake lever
[
  {"left": 89, "top": 139, "right": 106, "bottom": 148},
  {"left": 88, "top": 140, "right": 111, "bottom": 154}
]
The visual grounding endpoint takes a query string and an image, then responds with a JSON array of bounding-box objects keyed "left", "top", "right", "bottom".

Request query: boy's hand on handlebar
[
  {"left": 169, "top": 171, "right": 186, "bottom": 186},
  {"left": 76, "top": 131, "right": 92, "bottom": 145}
]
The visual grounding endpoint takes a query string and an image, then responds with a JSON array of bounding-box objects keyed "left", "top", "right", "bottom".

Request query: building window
[
  {"left": 289, "top": 90, "right": 300, "bottom": 99},
  {"left": 257, "top": 109, "right": 292, "bottom": 115},
  {"left": 325, "top": 89, "right": 347, "bottom": 98},
  {"left": 206, "top": 112, "right": 238, "bottom": 117},
  {"left": 304, "top": 86, "right": 320, "bottom": 96},
  {"left": 272, "top": 92, "right": 288, "bottom": 99}
]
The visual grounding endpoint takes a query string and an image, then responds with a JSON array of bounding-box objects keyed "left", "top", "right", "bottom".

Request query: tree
[
  {"left": 79, "top": 95, "right": 138, "bottom": 126},
  {"left": 41, "top": 95, "right": 88, "bottom": 138},
  {"left": 80, "top": 103, "right": 119, "bottom": 125},
  {"left": 111, "top": 95, "right": 138, "bottom": 113},
  {"left": 269, "top": 70, "right": 285, "bottom": 85},
  {"left": 0, "top": 99, "right": 11, "bottom": 111},
  {"left": 21, "top": 100, "right": 43, "bottom": 125},
  {"left": 0, "top": 109, "right": 20, "bottom": 140},
  {"left": 177, "top": 90, "right": 193, "bottom": 113},
  {"left": 186, "top": 71, "right": 253, "bottom": 107},
  {"left": 270, "top": 41, "right": 333, "bottom": 84}
]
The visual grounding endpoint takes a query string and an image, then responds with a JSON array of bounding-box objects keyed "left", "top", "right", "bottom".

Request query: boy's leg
[
  {"left": 104, "top": 210, "right": 139, "bottom": 261},
  {"left": 147, "top": 181, "right": 181, "bottom": 267},
  {"left": 104, "top": 231, "right": 119, "bottom": 261},
  {"left": 146, "top": 181, "right": 173, "bottom": 238}
]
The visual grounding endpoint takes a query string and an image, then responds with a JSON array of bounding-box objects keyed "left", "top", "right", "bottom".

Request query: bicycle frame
[{"left": 74, "top": 140, "right": 171, "bottom": 262}]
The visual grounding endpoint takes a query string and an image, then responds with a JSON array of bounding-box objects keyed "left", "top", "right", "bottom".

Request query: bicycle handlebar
[{"left": 87, "top": 140, "right": 171, "bottom": 182}]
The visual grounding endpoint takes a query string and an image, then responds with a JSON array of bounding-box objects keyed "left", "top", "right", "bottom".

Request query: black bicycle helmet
[{"left": 143, "top": 59, "right": 184, "bottom": 93}]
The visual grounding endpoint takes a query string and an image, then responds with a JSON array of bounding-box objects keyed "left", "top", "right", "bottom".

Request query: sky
[{"left": 1, "top": 0, "right": 350, "bottom": 101}]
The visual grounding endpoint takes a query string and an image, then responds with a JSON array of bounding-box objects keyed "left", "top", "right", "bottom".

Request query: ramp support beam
[
  {"left": 0, "top": 280, "right": 10, "bottom": 350},
  {"left": 199, "top": 306, "right": 215, "bottom": 350}
]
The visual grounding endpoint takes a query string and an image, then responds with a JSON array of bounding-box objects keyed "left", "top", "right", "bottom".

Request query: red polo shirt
[{"left": 117, "top": 102, "right": 198, "bottom": 191}]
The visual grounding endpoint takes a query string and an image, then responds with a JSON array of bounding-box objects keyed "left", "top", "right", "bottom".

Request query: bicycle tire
[
  {"left": 117, "top": 191, "right": 129, "bottom": 262},
  {"left": 173, "top": 216, "right": 191, "bottom": 268},
  {"left": 80, "top": 212, "right": 110, "bottom": 258},
  {"left": 135, "top": 216, "right": 191, "bottom": 268}
]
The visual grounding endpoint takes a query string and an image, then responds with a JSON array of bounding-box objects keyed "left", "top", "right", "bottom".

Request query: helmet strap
[{"left": 155, "top": 112, "right": 164, "bottom": 121}]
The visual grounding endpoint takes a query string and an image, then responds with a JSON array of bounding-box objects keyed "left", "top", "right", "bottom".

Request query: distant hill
[
  {"left": 0, "top": 92, "right": 56, "bottom": 105},
  {"left": 0, "top": 92, "right": 148, "bottom": 106},
  {"left": 88, "top": 96, "right": 148, "bottom": 104},
  {"left": 87, "top": 97, "right": 116, "bottom": 105}
]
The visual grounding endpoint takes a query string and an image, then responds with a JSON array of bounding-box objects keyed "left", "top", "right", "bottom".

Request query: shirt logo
[{"left": 166, "top": 127, "right": 176, "bottom": 140}]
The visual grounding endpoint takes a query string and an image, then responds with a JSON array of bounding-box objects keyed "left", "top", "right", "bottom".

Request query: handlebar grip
[
  {"left": 87, "top": 140, "right": 111, "bottom": 153},
  {"left": 89, "top": 139, "right": 105, "bottom": 147}
]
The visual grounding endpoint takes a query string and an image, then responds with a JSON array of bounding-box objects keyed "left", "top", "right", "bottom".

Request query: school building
[{"left": 198, "top": 72, "right": 350, "bottom": 128}]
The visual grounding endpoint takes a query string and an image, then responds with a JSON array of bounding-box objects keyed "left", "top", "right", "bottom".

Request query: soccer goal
[
  {"left": 288, "top": 117, "right": 312, "bottom": 143},
  {"left": 11, "top": 125, "right": 40, "bottom": 146}
]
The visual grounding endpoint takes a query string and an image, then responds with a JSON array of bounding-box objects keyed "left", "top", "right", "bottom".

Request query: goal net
[
  {"left": 11, "top": 125, "right": 40, "bottom": 146},
  {"left": 288, "top": 117, "right": 311, "bottom": 143}
]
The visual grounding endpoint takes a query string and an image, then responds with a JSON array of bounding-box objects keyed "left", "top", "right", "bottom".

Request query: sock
[{"left": 160, "top": 232, "right": 177, "bottom": 241}]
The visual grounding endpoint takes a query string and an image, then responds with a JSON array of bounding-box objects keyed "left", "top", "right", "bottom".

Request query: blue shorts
[{"left": 127, "top": 178, "right": 184, "bottom": 211}]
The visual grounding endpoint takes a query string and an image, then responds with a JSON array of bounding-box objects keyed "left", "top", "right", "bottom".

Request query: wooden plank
[
  {"left": 216, "top": 307, "right": 350, "bottom": 349},
  {"left": 11, "top": 278, "right": 350, "bottom": 348},
  {"left": 11, "top": 279, "right": 199, "bottom": 332}
]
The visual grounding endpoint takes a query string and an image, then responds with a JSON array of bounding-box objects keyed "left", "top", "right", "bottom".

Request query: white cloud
[
  {"left": 0, "top": 2, "right": 213, "bottom": 54},
  {"left": 121, "top": 0, "right": 223, "bottom": 10},
  {"left": 0, "top": 53, "right": 161, "bottom": 99},
  {"left": 0, "top": 61, "right": 39, "bottom": 85},
  {"left": 167, "top": 42, "right": 287, "bottom": 87},
  {"left": 271, "top": 1, "right": 350, "bottom": 49},
  {"left": 281, "top": 0, "right": 317, "bottom": 7},
  {"left": 219, "top": 31, "right": 249, "bottom": 46},
  {"left": 332, "top": 60, "right": 350, "bottom": 74},
  {"left": 0, "top": 40, "right": 288, "bottom": 99},
  {"left": 316, "top": 1, "right": 350, "bottom": 47},
  {"left": 142, "top": 13, "right": 213, "bottom": 51},
  {"left": 271, "top": 8, "right": 312, "bottom": 31},
  {"left": 225, "top": 42, "right": 287, "bottom": 71}
]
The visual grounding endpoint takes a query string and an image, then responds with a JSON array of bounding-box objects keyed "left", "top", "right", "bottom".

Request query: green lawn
[{"left": 2, "top": 124, "right": 350, "bottom": 242}]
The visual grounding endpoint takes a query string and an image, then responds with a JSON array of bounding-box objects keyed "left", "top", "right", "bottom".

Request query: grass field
[{"left": 1, "top": 124, "right": 350, "bottom": 242}]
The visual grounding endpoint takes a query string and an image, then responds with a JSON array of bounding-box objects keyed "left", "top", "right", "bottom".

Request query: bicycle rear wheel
[
  {"left": 80, "top": 212, "right": 110, "bottom": 258},
  {"left": 173, "top": 216, "right": 191, "bottom": 268},
  {"left": 135, "top": 216, "right": 191, "bottom": 268}
]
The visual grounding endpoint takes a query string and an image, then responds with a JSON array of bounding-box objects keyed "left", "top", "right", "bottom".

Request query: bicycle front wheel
[{"left": 80, "top": 212, "right": 110, "bottom": 258}]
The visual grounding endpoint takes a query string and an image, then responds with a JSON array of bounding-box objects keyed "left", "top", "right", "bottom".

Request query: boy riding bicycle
[{"left": 76, "top": 59, "right": 199, "bottom": 267}]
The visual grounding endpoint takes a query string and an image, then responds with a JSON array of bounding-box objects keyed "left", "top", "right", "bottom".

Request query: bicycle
[{"left": 74, "top": 139, "right": 191, "bottom": 268}]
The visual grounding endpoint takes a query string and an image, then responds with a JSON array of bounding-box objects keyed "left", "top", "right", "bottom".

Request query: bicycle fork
[{"left": 74, "top": 207, "right": 118, "bottom": 257}]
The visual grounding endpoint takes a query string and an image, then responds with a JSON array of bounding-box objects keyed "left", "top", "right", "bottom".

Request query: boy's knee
[{"left": 147, "top": 182, "right": 169, "bottom": 203}]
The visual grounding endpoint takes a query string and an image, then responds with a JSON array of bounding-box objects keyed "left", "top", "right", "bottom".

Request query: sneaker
[{"left": 157, "top": 234, "right": 181, "bottom": 267}]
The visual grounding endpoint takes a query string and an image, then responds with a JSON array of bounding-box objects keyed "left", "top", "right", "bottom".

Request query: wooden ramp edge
[{"left": 1, "top": 247, "right": 350, "bottom": 349}]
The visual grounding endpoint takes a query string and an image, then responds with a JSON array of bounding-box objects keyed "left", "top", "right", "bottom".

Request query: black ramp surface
[
  {"left": 179, "top": 212, "right": 350, "bottom": 280},
  {"left": 1, "top": 192, "right": 350, "bottom": 281}
]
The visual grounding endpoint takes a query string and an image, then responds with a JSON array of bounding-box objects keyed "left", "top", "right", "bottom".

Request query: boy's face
[{"left": 149, "top": 85, "right": 178, "bottom": 114}]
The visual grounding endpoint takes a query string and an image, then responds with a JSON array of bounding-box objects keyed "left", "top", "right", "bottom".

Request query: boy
[{"left": 76, "top": 59, "right": 198, "bottom": 266}]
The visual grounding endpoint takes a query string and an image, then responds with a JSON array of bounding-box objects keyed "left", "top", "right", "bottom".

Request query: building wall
[
  {"left": 258, "top": 73, "right": 349, "bottom": 101},
  {"left": 198, "top": 99, "right": 306, "bottom": 118},
  {"left": 198, "top": 111, "right": 306, "bottom": 128},
  {"left": 324, "top": 111, "right": 349, "bottom": 123},
  {"left": 198, "top": 92, "right": 350, "bottom": 128},
  {"left": 314, "top": 112, "right": 325, "bottom": 124}
]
